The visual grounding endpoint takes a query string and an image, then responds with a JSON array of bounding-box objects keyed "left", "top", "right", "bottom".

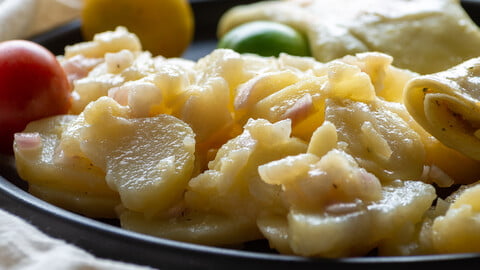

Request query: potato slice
[
  {"left": 432, "top": 182, "right": 480, "bottom": 253},
  {"left": 325, "top": 98, "right": 425, "bottom": 182},
  {"left": 257, "top": 214, "right": 293, "bottom": 254},
  {"left": 234, "top": 70, "right": 301, "bottom": 113},
  {"left": 13, "top": 115, "right": 120, "bottom": 218},
  {"left": 185, "top": 118, "right": 307, "bottom": 218},
  {"left": 288, "top": 180, "right": 436, "bottom": 257},
  {"left": 14, "top": 115, "right": 114, "bottom": 195},
  {"left": 79, "top": 97, "right": 196, "bottom": 216},
  {"left": 119, "top": 209, "right": 262, "bottom": 246},
  {"left": 29, "top": 184, "right": 119, "bottom": 218}
]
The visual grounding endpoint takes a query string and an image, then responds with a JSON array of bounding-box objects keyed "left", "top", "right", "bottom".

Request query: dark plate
[{"left": 2, "top": 0, "right": 480, "bottom": 269}]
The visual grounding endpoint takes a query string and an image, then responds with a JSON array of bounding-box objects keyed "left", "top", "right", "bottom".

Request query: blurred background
[
  {"left": 0, "top": 0, "right": 262, "bottom": 58},
  {"left": 1, "top": 0, "right": 479, "bottom": 59}
]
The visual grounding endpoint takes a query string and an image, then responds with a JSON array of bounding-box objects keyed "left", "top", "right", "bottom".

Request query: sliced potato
[
  {"left": 119, "top": 209, "right": 262, "bottom": 246},
  {"left": 79, "top": 97, "right": 196, "bottom": 216}
]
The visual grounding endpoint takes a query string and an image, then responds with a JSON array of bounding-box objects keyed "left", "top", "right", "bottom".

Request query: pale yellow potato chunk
[
  {"left": 256, "top": 214, "right": 293, "bottom": 254},
  {"left": 250, "top": 77, "right": 328, "bottom": 141},
  {"left": 70, "top": 72, "right": 125, "bottom": 114},
  {"left": 339, "top": 52, "right": 417, "bottom": 103},
  {"left": 13, "top": 115, "right": 120, "bottom": 218},
  {"left": 324, "top": 60, "right": 376, "bottom": 103},
  {"left": 432, "top": 182, "right": 480, "bottom": 253},
  {"left": 149, "top": 59, "right": 195, "bottom": 114},
  {"left": 260, "top": 150, "right": 383, "bottom": 211},
  {"left": 171, "top": 77, "right": 236, "bottom": 172},
  {"left": 247, "top": 55, "right": 384, "bottom": 141},
  {"left": 14, "top": 115, "right": 112, "bottom": 194},
  {"left": 79, "top": 97, "right": 196, "bottom": 216},
  {"left": 307, "top": 121, "right": 338, "bottom": 157},
  {"left": 29, "top": 184, "right": 120, "bottom": 218},
  {"left": 116, "top": 51, "right": 157, "bottom": 81},
  {"left": 64, "top": 26, "right": 142, "bottom": 59},
  {"left": 381, "top": 100, "right": 480, "bottom": 185},
  {"left": 176, "top": 77, "right": 233, "bottom": 146},
  {"left": 234, "top": 70, "right": 302, "bottom": 118},
  {"left": 288, "top": 180, "right": 436, "bottom": 257},
  {"left": 193, "top": 49, "right": 258, "bottom": 94},
  {"left": 325, "top": 98, "right": 425, "bottom": 182},
  {"left": 185, "top": 118, "right": 307, "bottom": 219},
  {"left": 119, "top": 209, "right": 263, "bottom": 246},
  {"left": 276, "top": 53, "right": 326, "bottom": 75},
  {"left": 377, "top": 198, "right": 450, "bottom": 256},
  {"left": 108, "top": 79, "right": 163, "bottom": 118},
  {"left": 70, "top": 50, "right": 157, "bottom": 114}
]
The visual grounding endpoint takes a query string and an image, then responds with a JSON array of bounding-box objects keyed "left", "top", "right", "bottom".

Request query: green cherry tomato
[{"left": 218, "top": 21, "right": 311, "bottom": 57}]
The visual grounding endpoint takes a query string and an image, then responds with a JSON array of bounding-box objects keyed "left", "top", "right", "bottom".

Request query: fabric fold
[
  {"left": 0, "top": 0, "right": 82, "bottom": 41},
  {"left": 0, "top": 209, "right": 153, "bottom": 270}
]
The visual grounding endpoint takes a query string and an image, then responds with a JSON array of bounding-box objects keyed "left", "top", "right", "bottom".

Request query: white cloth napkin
[
  {"left": 0, "top": 209, "right": 156, "bottom": 270},
  {"left": 0, "top": 0, "right": 83, "bottom": 41}
]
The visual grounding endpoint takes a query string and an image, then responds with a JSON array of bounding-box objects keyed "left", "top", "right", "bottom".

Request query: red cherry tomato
[{"left": 0, "top": 40, "right": 71, "bottom": 154}]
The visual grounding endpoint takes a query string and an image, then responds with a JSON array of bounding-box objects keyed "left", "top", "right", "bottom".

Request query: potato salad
[{"left": 13, "top": 26, "right": 480, "bottom": 257}]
